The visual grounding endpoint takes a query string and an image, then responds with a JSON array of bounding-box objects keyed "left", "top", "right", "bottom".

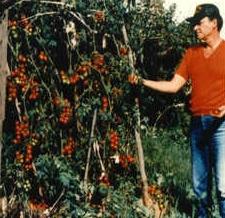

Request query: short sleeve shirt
[{"left": 175, "top": 40, "right": 225, "bottom": 116}]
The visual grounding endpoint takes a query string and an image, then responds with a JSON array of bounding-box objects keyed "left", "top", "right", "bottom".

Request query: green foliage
[{"left": 103, "top": 181, "right": 149, "bottom": 218}]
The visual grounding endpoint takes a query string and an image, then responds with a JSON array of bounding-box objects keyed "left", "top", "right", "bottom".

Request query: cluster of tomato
[
  {"left": 76, "top": 62, "right": 91, "bottom": 78},
  {"left": 91, "top": 52, "right": 107, "bottom": 74},
  {"left": 60, "top": 70, "right": 70, "bottom": 84},
  {"left": 12, "top": 116, "right": 30, "bottom": 145},
  {"left": 8, "top": 20, "right": 17, "bottom": 29},
  {"left": 15, "top": 143, "right": 33, "bottom": 171},
  {"left": 10, "top": 54, "right": 28, "bottom": 93},
  {"left": 8, "top": 14, "right": 33, "bottom": 39},
  {"left": 16, "top": 133, "right": 39, "bottom": 171},
  {"left": 7, "top": 80, "right": 17, "bottom": 101},
  {"left": 38, "top": 51, "right": 48, "bottom": 62},
  {"left": 60, "top": 62, "right": 90, "bottom": 86},
  {"left": 111, "top": 87, "right": 123, "bottom": 99},
  {"left": 52, "top": 97, "right": 73, "bottom": 125},
  {"left": 8, "top": 54, "right": 27, "bottom": 101},
  {"left": 119, "top": 46, "right": 128, "bottom": 56},
  {"left": 148, "top": 184, "right": 166, "bottom": 211},
  {"left": 20, "top": 14, "right": 33, "bottom": 35},
  {"left": 30, "top": 133, "right": 39, "bottom": 146},
  {"left": 128, "top": 73, "right": 138, "bottom": 85},
  {"left": 59, "top": 99, "right": 73, "bottom": 125},
  {"left": 16, "top": 179, "right": 31, "bottom": 193},
  {"left": 9, "top": 54, "right": 41, "bottom": 101},
  {"left": 94, "top": 10, "right": 105, "bottom": 23},
  {"left": 91, "top": 52, "right": 105, "bottom": 67},
  {"left": 8, "top": 19, "right": 19, "bottom": 39},
  {"left": 69, "top": 73, "right": 80, "bottom": 85},
  {"left": 52, "top": 96, "right": 61, "bottom": 106},
  {"left": 60, "top": 70, "right": 79, "bottom": 85},
  {"left": 62, "top": 137, "right": 76, "bottom": 157},
  {"left": 119, "top": 154, "right": 135, "bottom": 168},
  {"left": 28, "top": 199, "right": 48, "bottom": 213},
  {"left": 59, "top": 52, "right": 108, "bottom": 88},
  {"left": 16, "top": 151, "right": 24, "bottom": 164},
  {"left": 24, "top": 143, "right": 33, "bottom": 171},
  {"left": 28, "top": 79, "right": 40, "bottom": 100},
  {"left": 101, "top": 96, "right": 109, "bottom": 111},
  {"left": 109, "top": 131, "right": 120, "bottom": 150},
  {"left": 98, "top": 172, "right": 110, "bottom": 186}
]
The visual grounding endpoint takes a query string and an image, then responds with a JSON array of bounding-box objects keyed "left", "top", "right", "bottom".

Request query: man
[{"left": 130, "top": 4, "right": 225, "bottom": 218}]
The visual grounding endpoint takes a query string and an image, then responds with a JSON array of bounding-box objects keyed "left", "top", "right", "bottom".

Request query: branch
[
  {"left": 42, "top": 188, "right": 65, "bottom": 217},
  {"left": 0, "top": 0, "right": 16, "bottom": 14},
  {"left": 15, "top": 98, "right": 22, "bottom": 122},
  {"left": 112, "top": 35, "right": 120, "bottom": 56},
  {"left": 68, "top": 11, "right": 96, "bottom": 33},
  {"left": 93, "top": 140, "right": 106, "bottom": 172},
  {"left": 152, "top": 103, "right": 185, "bottom": 135},
  {"left": 9, "top": 0, "right": 73, "bottom": 9},
  {"left": 157, "top": 46, "right": 173, "bottom": 57},
  {"left": 121, "top": 25, "right": 135, "bottom": 68},
  {"left": 10, "top": 0, "right": 96, "bottom": 33},
  {"left": 20, "top": 11, "right": 59, "bottom": 23}
]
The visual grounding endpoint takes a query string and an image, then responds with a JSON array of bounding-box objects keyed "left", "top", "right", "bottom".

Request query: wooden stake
[
  {"left": 121, "top": 24, "right": 153, "bottom": 208},
  {"left": 83, "top": 108, "right": 98, "bottom": 191},
  {"left": 0, "top": 11, "right": 10, "bottom": 184}
]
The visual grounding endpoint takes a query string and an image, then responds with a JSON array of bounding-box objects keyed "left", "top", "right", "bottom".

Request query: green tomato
[{"left": 97, "top": 183, "right": 109, "bottom": 198}]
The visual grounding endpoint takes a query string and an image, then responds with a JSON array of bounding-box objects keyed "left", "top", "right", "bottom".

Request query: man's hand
[
  {"left": 128, "top": 73, "right": 142, "bottom": 85},
  {"left": 212, "top": 105, "right": 225, "bottom": 118}
]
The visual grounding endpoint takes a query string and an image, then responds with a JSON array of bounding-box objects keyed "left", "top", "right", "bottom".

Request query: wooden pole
[
  {"left": 0, "top": 10, "right": 10, "bottom": 217},
  {"left": 83, "top": 108, "right": 98, "bottom": 192},
  {"left": 121, "top": 25, "right": 153, "bottom": 208},
  {"left": 0, "top": 10, "right": 10, "bottom": 184}
]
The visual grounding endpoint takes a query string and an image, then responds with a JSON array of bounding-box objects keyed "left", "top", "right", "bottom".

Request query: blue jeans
[{"left": 191, "top": 116, "right": 225, "bottom": 218}]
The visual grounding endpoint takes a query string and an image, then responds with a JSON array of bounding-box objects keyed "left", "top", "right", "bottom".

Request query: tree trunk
[{"left": 0, "top": 11, "right": 10, "bottom": 183}]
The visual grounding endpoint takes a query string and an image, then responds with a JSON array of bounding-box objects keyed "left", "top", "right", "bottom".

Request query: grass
[{"left": 142, "top": 127, "right": 195, "bottom": 217}]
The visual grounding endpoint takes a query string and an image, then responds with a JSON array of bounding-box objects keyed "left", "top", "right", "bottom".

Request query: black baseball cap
[{"left": 186, "top": 4, "right": 221, "bottom": 26}]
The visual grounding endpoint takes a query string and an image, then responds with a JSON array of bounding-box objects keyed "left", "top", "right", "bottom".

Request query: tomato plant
[{"left": 1, "top": 0, "right": 196, "bottom": 217}]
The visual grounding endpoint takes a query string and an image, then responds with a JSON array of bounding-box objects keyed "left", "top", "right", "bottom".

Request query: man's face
[{"left": 193, "top": 17, "right": 217, "bottom": 40}]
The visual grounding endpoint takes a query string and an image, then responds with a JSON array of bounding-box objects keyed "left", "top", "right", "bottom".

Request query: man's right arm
[{"left": 141, "top": 74, "right": 187, "bottom": 93}]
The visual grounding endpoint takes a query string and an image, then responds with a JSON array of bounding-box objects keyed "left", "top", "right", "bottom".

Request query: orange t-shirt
[{"left": 176, "top": 40, "right": 225, "bottom": 116}]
